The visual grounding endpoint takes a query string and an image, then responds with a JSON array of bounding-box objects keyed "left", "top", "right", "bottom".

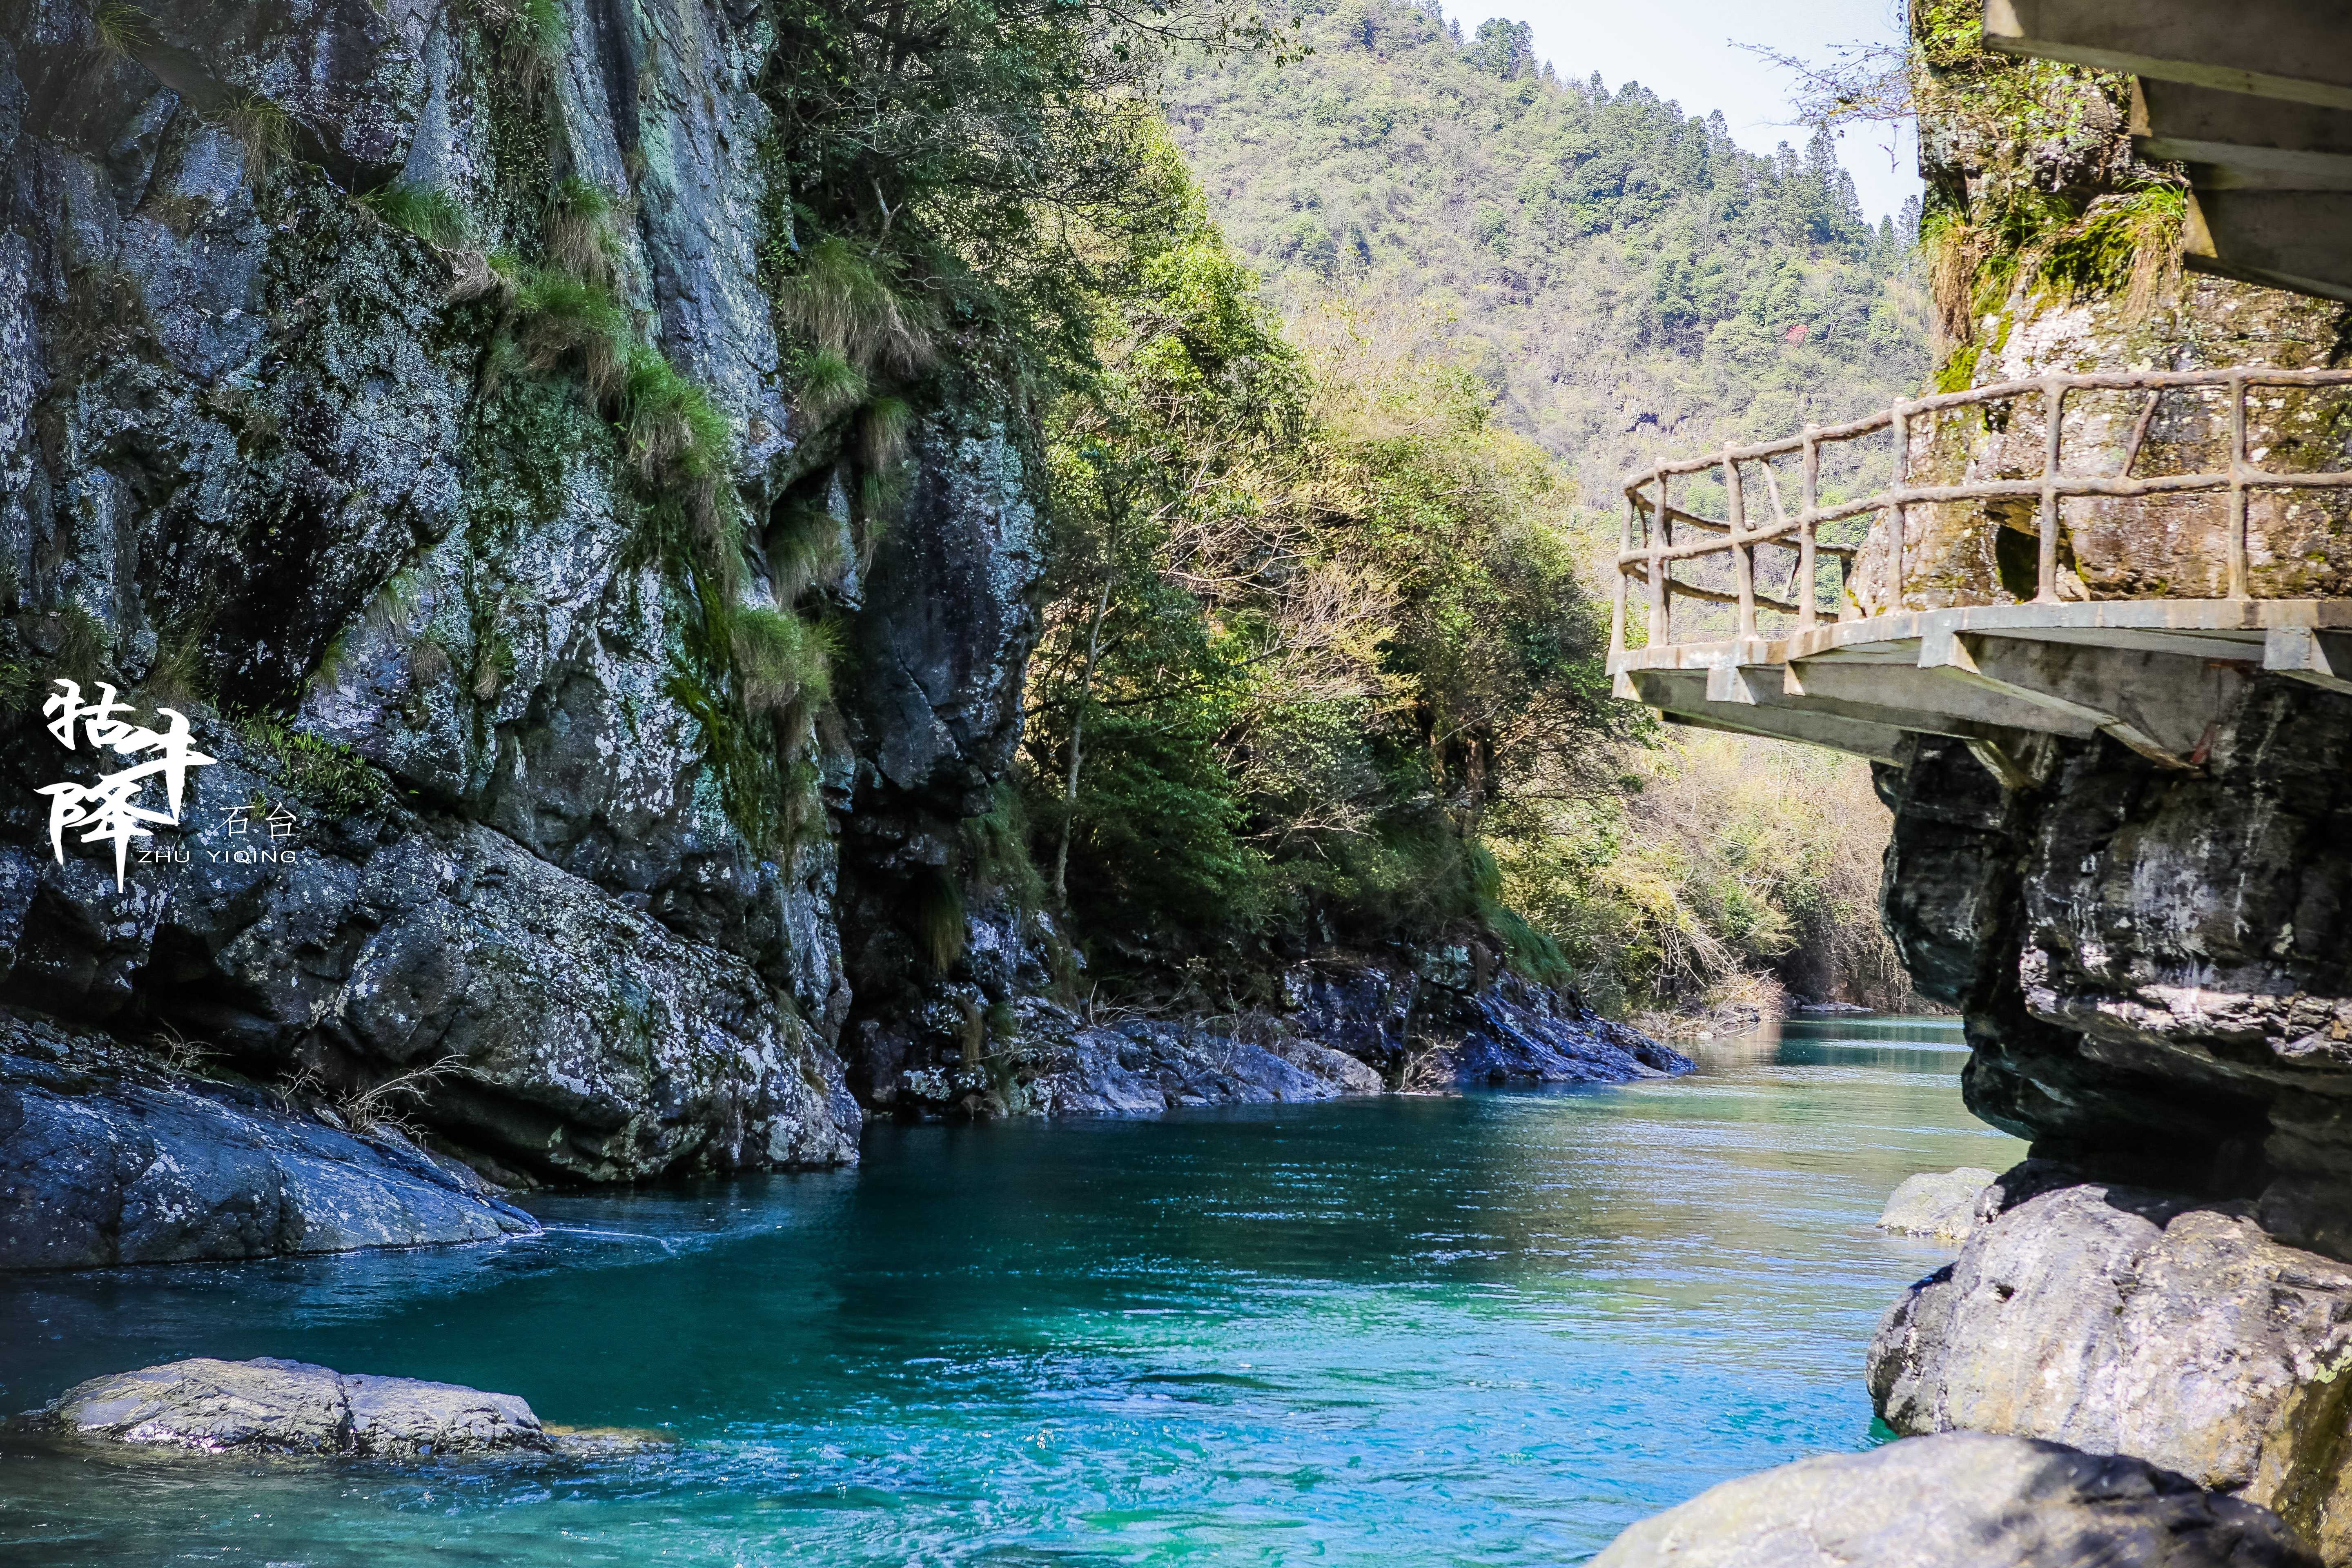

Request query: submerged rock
[
  {"left": 0, "top": 1014, "right": 535, "bottom": 1271},
  {"left": 1590, "top": 1430, "right": 2318, "bottom": 1568},
  {"left": 1878, "top": 1167, "right": 1998, "bottom": 1241},
  {"left": 1869, "top": 1169, "right": 2352, "bottom": 1562}
]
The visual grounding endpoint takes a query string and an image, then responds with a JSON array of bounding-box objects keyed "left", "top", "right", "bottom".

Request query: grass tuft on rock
[
  {"left": 545, "top": 176, "right": 621, "bottom": 288},
  {"left": 87, "top": 0, "right": 152, "bottom": 56},
  {"left": 775, "top": 236, "right": 938, "bottom": 381},
  {"left": 361, "top": 181, "right": 470, "bottom": 248},
  {"left": 766, "top": 502, "right": 848, "bottom": 604},
  {"left": 211, "top": 92, "right": 293, "bottom": 189},
  {"left": 514, "top": 269, "right": 627, "bottom": 396},
  {"left": 860, "top": 395, "right": 917, "bottom": 471},
  {"left": 731, "top": 605, "right": 836, "bottom": 727},
  {"left": 794, "top": 348, "right": 868, "bottom": 421}
]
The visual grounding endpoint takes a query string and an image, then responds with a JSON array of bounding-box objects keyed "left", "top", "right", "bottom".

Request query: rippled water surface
[{"left": 0, "top": 1015, "right": 2020, "bottom": 1566}]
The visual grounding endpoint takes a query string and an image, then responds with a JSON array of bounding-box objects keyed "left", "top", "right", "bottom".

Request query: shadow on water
[{"left": 0, "top": 1014, "right": 2017, "bottom": 1567}]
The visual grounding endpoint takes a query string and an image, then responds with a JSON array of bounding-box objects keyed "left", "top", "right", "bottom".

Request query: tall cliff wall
[
  {"left": 1860, "top": 15, "right": 2352, "bottom": 1558},
  {"left": 0, "top": 0, "right": 1051, "bottom": 1186},
  {"left": 1861, "top": 7, "right": 2352, "bottom": 1261}
]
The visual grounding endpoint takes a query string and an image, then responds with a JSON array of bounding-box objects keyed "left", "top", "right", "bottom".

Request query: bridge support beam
[
  {"left": 2263, "top": 627, "right": 2352, "bottom": 697},
  {"left": 1918, "top": 630, "right": 2251, "bottom": 768},
  {"left": 1612, "top": 602, "right": 2351, "bottom": 786},
  {"left": 1626, "top": 670, "right": 1909, "bottom": 764}
]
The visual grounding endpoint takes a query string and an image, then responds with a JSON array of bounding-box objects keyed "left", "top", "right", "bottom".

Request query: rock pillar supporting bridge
[{"left": 1607, "top": 367, "right": 2352, "bottom": 784}]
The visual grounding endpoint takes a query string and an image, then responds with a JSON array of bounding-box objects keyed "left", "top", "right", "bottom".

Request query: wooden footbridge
[{"left": 1607, "top": 367, "right": 2352, "bottom": 784}]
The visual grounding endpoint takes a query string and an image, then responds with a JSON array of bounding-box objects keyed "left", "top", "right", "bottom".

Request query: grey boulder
[
  {"left": 1591, "top": 1431, "right": 2318, "bottom": 1567},
  {"left": 1018, "top": 1012, "right": 1385, "bottom": 1117},
  {"left": 1878, "top": 1166, "right": 1999, "bottom": 1240},
  {"left": 1869, "top": 1170, "right": 2352, "bottom": 1562},
  {"left": 36, "top": 1359, "right": 546, "bottom": 1459}
]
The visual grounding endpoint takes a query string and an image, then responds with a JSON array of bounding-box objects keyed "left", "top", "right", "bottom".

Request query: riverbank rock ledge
[
  {"left": 1869, "top": 1166, "right": 2352, "bottom": 1562},
  {"left": 0, "top": 1013, "right": 537, "bottom": 1271},
  {"left": 1591, "top": 1431, "right": 2319, "bottom": 1567},
  {"left": 1878, "top": 1167, "right": 1998, "bottom": 1241},
  {"left": 34, "top": 1359, "right": 554, "bottom": 1459}
]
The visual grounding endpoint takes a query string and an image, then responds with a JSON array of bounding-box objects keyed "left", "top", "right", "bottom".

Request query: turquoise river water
[{"left": 0, "top": 1015, "right": 2022, "bottom": 1566}]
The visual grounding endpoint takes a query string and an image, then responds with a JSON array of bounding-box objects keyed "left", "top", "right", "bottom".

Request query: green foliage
[
  {"left": 766, "top": 499, "right": 849, "bottom": 605},
  {"left": 860, "top": 395, "right": 916, "bottom": 471},
  {"left": 51, "top": 605, "right": 113, "bottom": 686},
  {"left": 143, "top": 614, "right": 213, "bottom": 710},
  {"left": 964, "top": 783, "right": 1049, "bottom": 913},
  {"left": 1021, "top": 199, "right": 1633, "bottom": 977},
  {"left": 545, "top": 176, "right": 619, "bottom": 287},
  {"left": 773, "top": 237, "right": 937, "bottom": 381},
  {"left": 360, "top": 181, "right": 470, "bottom": 248},
  {"left": 794, "top": 349, "right": 868, "bottom": 421},
  {"left": 1492, "top": 731, "right": 1910, "bottom": 1018},
  {"left": 479, "top": 0, "right": 565, "bottom": 96},
  {"left": 1168, "top": 0, "right": 1929, "bottom": 503},
  {"left": 909, "top": 866, "right": 969, "bottom": 972},
  {"left": 512, "top": 267, "right": 627, "bottom": 395},
  {"left": 87, "top": 0, "right": 151, "bottom": 55},
  {"left": 1907, "top": 0, "right": 2184, "bottom": 351},
  {"left": 236, "top": 715, "right": 391, "bottom": 817},
  {"left": 620, "top": 344, "right": 731, "bottom": 488}
]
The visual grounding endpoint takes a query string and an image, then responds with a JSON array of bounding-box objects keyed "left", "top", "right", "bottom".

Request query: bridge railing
[{"left": 1610, "top": 366, "right": 2352, "bottom": 662}]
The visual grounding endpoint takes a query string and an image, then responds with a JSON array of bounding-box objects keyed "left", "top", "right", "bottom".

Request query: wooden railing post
[
  {"left": 1725, "top": 448, "right": 1754, "bottom": 639},
  {"left": 1646, "top": 473, "right": 1670, "bottom": 646},
  {"left": 1799, "top": 427, "right": 1820, "bottom": 631},
  {"left": 2228, "top": 370, "right": 2250, "bottom": 599},
  {"left": 2037, "top": 376, "right": 2064, "bottom": 603},
  {"left": 1889, "top": 405, "right": 1910, "bottom": 611}
]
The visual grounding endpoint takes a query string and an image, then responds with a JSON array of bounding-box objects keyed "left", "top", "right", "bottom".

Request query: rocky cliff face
[
  {"left": 1879, "top": 706, "right": 2352, "bottom": 1261},
  {"left": 1849, "top": 20, "right": 2352, "bottom": 1560},
  {"left": 0, "top": 0, "right": 1047, "bottom": 1201},
  {"left": 0, "top": 0, "right": 1678, "bottom": 1271}
]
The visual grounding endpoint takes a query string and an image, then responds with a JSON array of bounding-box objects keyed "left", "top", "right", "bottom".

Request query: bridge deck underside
[{"left": 1610, "top": 600, "right": 2352, "bottom": 783}]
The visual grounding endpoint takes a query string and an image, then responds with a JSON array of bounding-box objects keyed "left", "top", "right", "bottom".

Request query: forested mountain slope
[{"left": 1166, "top": 0, "right": 1930, "bottom": 502}]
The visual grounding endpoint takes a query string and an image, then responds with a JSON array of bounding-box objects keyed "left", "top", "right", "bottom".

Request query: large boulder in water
[
  {"left": 1590, "top": 1431, "right": 2318, "bottom": 1567},
  {"left": 32, "top": 1359, "right": 549, "bottom": 1459},
  {"left": 0, "top": 1012, "right": 537, "bottom": 1271},
  {"left": 1869, "top": 1166, "right": 2352, "bottom": 1562},
  {"left": 1878, "top": 1166, "right": 1998, "bottom": 1240}
]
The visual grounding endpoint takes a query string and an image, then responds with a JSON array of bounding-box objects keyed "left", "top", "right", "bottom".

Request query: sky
[{"left": 1502, "top": 0, "right": 1923, "bottom": 223}]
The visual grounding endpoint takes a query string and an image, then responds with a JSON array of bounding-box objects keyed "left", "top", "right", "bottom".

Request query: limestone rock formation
[
  {"left": 1878, "top": 1166, "right": 1998, "bottom": 1240},
  {"left": 0, "top": 742, "right": 862, "bottom": 1186},
  {"left": 0, "top": 0, "right": 994, "bottom": 1213},
  {"left": 1590, "top": 1430, "right": 2319, "bottom": 1568},
  {"left": 1868, "top": 1168, "right": 2352, "bottom": 1562},
  {"left": 1283, "top": 958, "right": 1690, "bottom": 1090},
  {"left": 0, "top": 1011, "right": 536, "bottom": 1270},
  {"left": 1007, "top": 1000, "right": 1384, "bottom": 1117},
  {"left": 25, "top": 1356, "right": 648, "bottom": 1460},
  {"left": 844, "top": 917, "right": 1690, "bottom": 1117},
  {"left": 1880, "top": 713, "right": 2352, "bottom": 1263}
]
